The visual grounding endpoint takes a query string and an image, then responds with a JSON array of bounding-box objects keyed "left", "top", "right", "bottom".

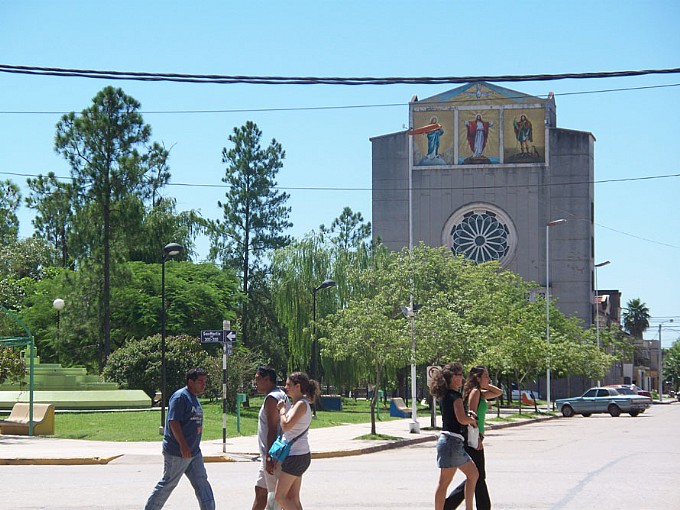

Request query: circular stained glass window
[{"left": 442, "top": 204, "right": 516, "bottom": 266}]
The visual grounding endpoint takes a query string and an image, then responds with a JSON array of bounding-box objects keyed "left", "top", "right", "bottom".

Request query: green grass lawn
[{"left": 29, "top": 397, "right": 404, "bottom": 442}]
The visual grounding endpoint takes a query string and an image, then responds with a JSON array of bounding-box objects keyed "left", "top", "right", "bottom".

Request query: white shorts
[{"left": 255, "top": 457, "right": 281, "bottom": 491}]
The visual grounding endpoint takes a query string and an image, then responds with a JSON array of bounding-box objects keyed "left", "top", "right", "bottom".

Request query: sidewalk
[{"left": 0, "top": 410, "right": 558, "bottom": 466}]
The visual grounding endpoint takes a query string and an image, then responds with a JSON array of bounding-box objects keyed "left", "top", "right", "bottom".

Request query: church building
[{"left": 371, "top": 82, "right": 595, "bottom": 325}]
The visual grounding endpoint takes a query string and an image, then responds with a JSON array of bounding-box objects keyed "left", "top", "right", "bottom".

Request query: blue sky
[{"left": 1, "top": 1, "right": 678, "bottom": 343}]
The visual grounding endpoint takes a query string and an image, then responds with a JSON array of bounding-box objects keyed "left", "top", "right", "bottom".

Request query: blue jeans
[{"left": 145, "top": 452, "right": 215, "bottom": 510}]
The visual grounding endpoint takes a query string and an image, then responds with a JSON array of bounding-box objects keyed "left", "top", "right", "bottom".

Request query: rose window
[{"left": 450, "top": 211, "right": 510, "bottom": 264}]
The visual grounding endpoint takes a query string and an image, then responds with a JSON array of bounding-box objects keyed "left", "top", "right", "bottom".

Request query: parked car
[
  {"left": 556, "top": 387, "right": 652, "bottom": 418},
  {"left": 605, "top": 384, "right": 652, "bottom": 399},
  {"left": 605, "top": 384, "right": 652, "bottom": 404}
]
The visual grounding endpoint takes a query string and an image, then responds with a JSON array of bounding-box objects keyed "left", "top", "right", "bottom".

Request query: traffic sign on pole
[{"left": 200, "top": 330, "right": 224, "bottom": 343}]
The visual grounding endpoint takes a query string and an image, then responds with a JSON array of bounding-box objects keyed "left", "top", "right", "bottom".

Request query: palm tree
[{"left": 623, "top": 298, "right": 650, "bottom": 339}]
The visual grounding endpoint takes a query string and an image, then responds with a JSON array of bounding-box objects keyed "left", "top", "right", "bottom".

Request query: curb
[
  {"left": 313, "top": 433, "right": 437, "bottom": 459},
  {"left": 0, "top": 455, "right": 122, "bottom": 466},
  {"left": 0, "top": 415, "right": 559, "bottom": 466}
]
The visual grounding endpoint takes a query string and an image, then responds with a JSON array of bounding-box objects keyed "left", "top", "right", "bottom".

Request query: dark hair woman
[
  {"left": 429, "top": 363, "right": 479, "bottom": 510},
  {"left": 274, "top": 372, "right": 319, "bottom": 510},
  {"left": 444, "top": 365, "right": 503, "bottom": 510}
]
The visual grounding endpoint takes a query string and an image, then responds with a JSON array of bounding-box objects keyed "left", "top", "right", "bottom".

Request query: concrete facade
[{"left": 371, "top": 82, "right": 595, "bottom": 325}]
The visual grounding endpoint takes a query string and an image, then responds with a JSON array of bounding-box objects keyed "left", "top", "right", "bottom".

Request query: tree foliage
[
  {"left": 52, "top": 86, "right": 173, "bottom": 369},
  {"left": 208, "top": 121, "right": 291, "bottom": 348},
  {"left": 623, "top": 298, "right": 650, "bottom": 339},
  {"left": 664, "top": 339, "right": 680, "bottom": 393},
  {"left": 103, "top": 334, "right": 210, "bottom": 399},
  {"left": 0, "top": 179, "right": 21, "bottom": 246},
  {"left": 319, "top": 206, "right": 371, "bottom": 252}
]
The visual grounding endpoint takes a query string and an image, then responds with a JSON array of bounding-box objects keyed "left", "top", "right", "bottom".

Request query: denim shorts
[{"left": 436, "top": 433, "right": 471, "bottom": 468}]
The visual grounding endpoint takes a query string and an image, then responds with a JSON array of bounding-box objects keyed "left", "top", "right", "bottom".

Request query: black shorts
[{"left": 281, "top": 453, "right": 311, "bottom": 477}]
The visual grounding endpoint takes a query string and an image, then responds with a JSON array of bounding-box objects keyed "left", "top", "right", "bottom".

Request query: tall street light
[
  {"left": 546, "top": 218, "right": 567, "bottom": 410},
  {"left": 401, "top": 303, "right": 422, "bottom": 433},
  {"left": 53, "top": 298, "right": 65, "bottom": 363},
  {"left": 160, "top": 242, "right": 183, "bottom": 434},
  {"left": 594, "top": 260, "right": 611, "bottom": 387},
  {"left": 311, "top": 279, "right": 336, "bottom": 383},
  {"left": 658, "top": 319, "right": 674, "bottom": 402}
]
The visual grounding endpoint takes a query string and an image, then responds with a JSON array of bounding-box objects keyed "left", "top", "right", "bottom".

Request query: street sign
[
  {"left": 201, "top": 330, "right": 237, "bottom": 355},
  {"left": 201, "top": 330, "right": 224, "bottom": 343}
]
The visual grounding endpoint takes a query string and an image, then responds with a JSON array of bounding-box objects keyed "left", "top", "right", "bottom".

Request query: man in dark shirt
[{"left": 145, "top": 368, "right": 215, "bottom": 510}]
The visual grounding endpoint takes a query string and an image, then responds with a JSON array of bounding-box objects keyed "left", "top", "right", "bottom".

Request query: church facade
[{"left": 371, "top": 82, "right": 595, "bottom": 325}]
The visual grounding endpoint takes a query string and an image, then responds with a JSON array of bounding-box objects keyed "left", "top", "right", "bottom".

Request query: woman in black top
[{"left": 429, "top": 363, "right": 479, "bottom": 510}]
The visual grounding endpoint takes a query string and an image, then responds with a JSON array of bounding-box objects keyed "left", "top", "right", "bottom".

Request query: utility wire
[
  {"left": 2, "top": 64, "right": 680, "bottom": 85},
  {"left": 2, "top": 170, "right": 678, "bottom": 191},
  {"left": 1, "top": 83, "right": 679, "bottom": 116}
]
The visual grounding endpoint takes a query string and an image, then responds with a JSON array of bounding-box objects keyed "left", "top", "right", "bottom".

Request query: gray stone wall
[{"left": 370, "top": 127, "right": 595, "bottom": 325}]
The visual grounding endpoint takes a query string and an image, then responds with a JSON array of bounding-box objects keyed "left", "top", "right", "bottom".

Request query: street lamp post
[
  {"left": 160, "top": 242, "right": 183, "bottom": 434},
  {"left": 401, "top": 304, "right": 421, "bottom": 433},
  {"left": 53, "top": 298, "right": 65, "bottom": 363},
  {"left": 658, "top": 319, "right": 674, "bottom": 402},
  {"left": 546, "top": 218, "right": 567, "bottom": 410},
  {"left": 311, "top": 279, "right": 336, "bottom": 383},
  {"left": 594, "top": 260, "right": 611, "bottom": 387}
]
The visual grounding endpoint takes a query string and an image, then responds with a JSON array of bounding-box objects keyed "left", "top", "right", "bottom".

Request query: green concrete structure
[{"left": 0, "top": 350, "right": 151, "bottom": 410}]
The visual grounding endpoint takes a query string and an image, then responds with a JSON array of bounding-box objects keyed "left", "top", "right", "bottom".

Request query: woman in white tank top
[{"left": 274, "top": 371, "right": 319, "bottom": 510}]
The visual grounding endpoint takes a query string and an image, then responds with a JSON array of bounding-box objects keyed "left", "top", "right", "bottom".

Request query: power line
[
  {"left": 2, "top": 83, "right": 679, "bottom": 116},
  {"left": 2, "top": 64, "right": 680, "bottom": 85},
  {"left": 3, "top": 170, "right": 678, "bottom": 191}
]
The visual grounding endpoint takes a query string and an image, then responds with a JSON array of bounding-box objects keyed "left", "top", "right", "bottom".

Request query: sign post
[{"left": 201, "top": 324, "right": 237, "bottom": 454}]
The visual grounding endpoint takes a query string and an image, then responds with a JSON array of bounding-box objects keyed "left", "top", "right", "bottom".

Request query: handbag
[
  {"left": 467, "top": 424, "right": 479, "bottom": 449},
  {"left": 268, "top": 425, "right": 310, "bottom": 463}
]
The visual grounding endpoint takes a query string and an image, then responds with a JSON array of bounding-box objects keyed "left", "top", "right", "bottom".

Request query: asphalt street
[{"left": 0, "top": 403, "right": 678, "bottom": 509}]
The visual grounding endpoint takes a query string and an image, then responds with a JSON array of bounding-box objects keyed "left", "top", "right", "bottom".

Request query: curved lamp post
[
  {"left": 546, "top": 218, "right": 567, "bottom": 410},
  {"left": 594, "top": 260, "right": 610, "bottom": 386},
  {"left": 311, "top": 279, "right": 336, "bottom": 383},
  {"left": 160, "top": 243, "right": 183, "bottom": 434},
  {"left": 53, "top": 298, "right": 65, "bottom": 363}
]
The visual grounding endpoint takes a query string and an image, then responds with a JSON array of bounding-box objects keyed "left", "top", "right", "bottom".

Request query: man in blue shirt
[{"left": 145, "top": 368, "right": 215, "bottom": 510}]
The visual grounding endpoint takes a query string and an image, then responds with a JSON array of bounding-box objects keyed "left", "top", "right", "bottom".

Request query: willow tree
[{"left": 271, "top": 234, "right": 333, "bottom": 372}]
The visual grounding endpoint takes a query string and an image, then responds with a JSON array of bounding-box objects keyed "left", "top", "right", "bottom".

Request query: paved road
[{"left": 1, "top": 403, "right": 678, "bottom": 509}]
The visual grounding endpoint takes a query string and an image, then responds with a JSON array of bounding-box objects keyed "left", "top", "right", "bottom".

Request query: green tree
[
  {"left": 25, "top": 172, "right": 74, "bottom": 268},
  {"left": 209, "top": 121, "right": 291, "bottom": 347},
  {"left": 271, "top": 231, "right": 383, "bottom": 385},
  {"left": 319, "top": 207, "right": 371, "bottom": 252},
  {"left": 322, "top": 294, "right": 408, "bottom": 435},
  {"left": 0, "top": 346, "right": 24, "bottom": 384},
  {"left": 0, "top": 180, "right": 21, "bottom": 246},
  {"left": 664, "top": 339, "right": 680, "bottom": 393},
  {"left": 0, "top": 238, "right": 56, "bottom": 311},
  {"left": 103, "top": 334, "right": 210, "bottom": 399},
  {"left": 17, "top": 260, "right": 240, "bottom": 369},
  {"left": 128, "top": 198, "right": 204, "bottom": 264},
  {"left": 623, "top": 298, "right": 650, "bottom": 339},
  {"left": 54, "top": 86, "right": 171, "bottom": 370},
  {"left": 111, "top": 260, "right": 239, "bottom": 346}
]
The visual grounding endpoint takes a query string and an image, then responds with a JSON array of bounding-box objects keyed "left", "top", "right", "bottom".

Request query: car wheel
[
  {"left": 629, "top": 410, "right": 640, "bottom": 417},
  {"left": 608, "top": 404, "right": 621, "bottom": 417},
  {"left": 581, "top": 412, "right": 592, "bottom": 417},
  {"left": 561, "top": 405, "right": 575, "bottom": 417}
]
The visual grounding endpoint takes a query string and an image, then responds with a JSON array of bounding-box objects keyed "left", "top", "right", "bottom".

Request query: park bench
[
  {"left": 389, "top": 397, "right": 412, "bottom": 418},
  {"left": 0, "top": 402, "right": 55, "bottom": 435}
]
